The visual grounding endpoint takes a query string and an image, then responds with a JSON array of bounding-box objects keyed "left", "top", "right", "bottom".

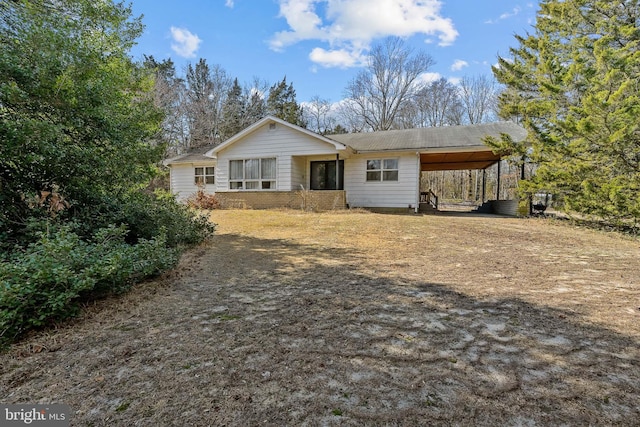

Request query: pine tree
[
  {"left": 219, "top": 78, "right": 244, "bottom": 140},
  {"left": 246, "top": 89, "right": 267, "bottom": 124},
  {"left": 185, "top": 59, "right": 230, "bottom": 148},
  {"left": 491, "top": 0, "right": 640, "bottom": 224},
  {"left": 266, "top": 77, "right": 305, "bottom": 127}
]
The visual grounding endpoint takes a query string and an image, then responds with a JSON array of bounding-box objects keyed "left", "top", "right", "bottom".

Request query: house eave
[{"left": 207, "top": 115, "right": 349, "bottom": 157}]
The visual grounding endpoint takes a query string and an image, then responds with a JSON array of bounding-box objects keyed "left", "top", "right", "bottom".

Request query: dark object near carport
[{"left": 532, "top": 203, "right": 547, "bottom": 215}]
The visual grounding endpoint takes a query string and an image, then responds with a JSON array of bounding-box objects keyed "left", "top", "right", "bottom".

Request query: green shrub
[
  {"left": 119, "top": 190, "right": 216, "bottom": 247},
  {"left": 69, "top": 190, "right": 215, "bottom": 248},
  {"left": 0, "top": 186, "right": 215, "bottom": 347},
  {"left": 0, "top": 225, "right": 179, "bottom": 347}
]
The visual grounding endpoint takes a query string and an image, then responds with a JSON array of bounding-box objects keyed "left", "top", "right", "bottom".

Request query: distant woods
[{"left": 144, "top": 56, "right": 307, "bottom": 155}]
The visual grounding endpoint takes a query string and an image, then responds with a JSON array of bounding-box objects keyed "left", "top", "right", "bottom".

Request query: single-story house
[{"left": 164, "top": 115, "right": 527, "bottom": 213}]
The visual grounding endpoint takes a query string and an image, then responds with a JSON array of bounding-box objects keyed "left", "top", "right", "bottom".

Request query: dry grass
[{"left": 1, "top": 209, "right": 639, "bottom": 426}]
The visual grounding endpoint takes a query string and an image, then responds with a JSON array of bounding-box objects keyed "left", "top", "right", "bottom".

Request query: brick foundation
[{"left": 215, "top": 190, "right": 346, "bottom": 211}]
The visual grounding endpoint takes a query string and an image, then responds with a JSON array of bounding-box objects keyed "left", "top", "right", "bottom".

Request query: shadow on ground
[{"left": 1, "top": 231, "right": 638, "bottom": 426}]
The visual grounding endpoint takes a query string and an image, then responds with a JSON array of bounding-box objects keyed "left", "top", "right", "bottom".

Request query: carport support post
[
  {"left": 496, "top": 161, "right": 501, "bottom": 201},
  {"left": 521, "top": 156, "right": 532, "bottom": 215},
  {"left": 482, "top": 168, "right": 487, "bottom": 203}
]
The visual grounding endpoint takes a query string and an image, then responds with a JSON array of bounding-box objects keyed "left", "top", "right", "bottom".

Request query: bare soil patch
[{"left": 1, "top": 209, "right": 639, "bottom": 426}]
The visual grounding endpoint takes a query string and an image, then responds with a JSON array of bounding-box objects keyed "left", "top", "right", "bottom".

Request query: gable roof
[
  {"left": 327, "top": 122, "right": 527, "bottom": 152},
  {"left": 205, "top": 115, "right": 349, "bottom": 157}
]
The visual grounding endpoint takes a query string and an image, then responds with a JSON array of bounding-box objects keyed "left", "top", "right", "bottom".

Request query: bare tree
[
  {"left": 335, "top": 99, "right": 367, "bottom": 133},
  {"left": 143, "top": 55, "right": 189, "bottom": 156},
  {"left": 459, "top": 74, "right": 498, "bottom": 124},
  {"left": 343, "top": 37, "right": 435, "bottom": 131},
  {"left": 303, "top": 95, "right": 335, "bottom": 134},
  {"left": 414, "top": 78, "right": 464, "bottom": 127}
]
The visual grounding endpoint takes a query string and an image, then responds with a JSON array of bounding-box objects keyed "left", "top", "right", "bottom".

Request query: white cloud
[
  {"left": 418, "top": 72, "right": 443, "bottom": 84},
  {"left": 448, "top": 77, "right": 461, "bottom": 85},
  {"left": 485, "top": 7, "right": 521, "bottom": 24},
  {"left": 309, "top": 47, "right": 366, "bottom": 68},
  {"left": 225, "top": 0, "right": 234, "bottom": 7},
  {"left": 500, "top": 7, "right": 521, "bottom": 20},
  {"left": 170, "top": 27, "right": 202, "bottom": 58},
  {"left": 451, "top": 59, "right": 469, "bottom": 71},
  {"left": 270, "top": 0, "right": 459, "bottom": 68}
]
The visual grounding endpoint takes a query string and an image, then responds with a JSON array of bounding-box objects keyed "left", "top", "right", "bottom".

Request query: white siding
[
  {"left": 170, "top": 163, "right": 217, "bottom": 202},
  {"left": 291, "top": 156, "right": 306, "bottom": 191},
  {"left": 344, "top": 153, "right": 420, "bottom": 208},
  {"left": 216, "top": 123, "right": 342, "bottom": 192}
]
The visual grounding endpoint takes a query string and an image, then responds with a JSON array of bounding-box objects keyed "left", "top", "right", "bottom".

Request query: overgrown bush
[
  {"left": 0, "top": 225, "right": 179, "bottom": 347},
  {"left": 118, "top": 190, "right": 216, "bottom": 248},
  {"left": 66, "top": 190, "right": 216, "bottom": 249},
  {"left": 0, "top": 189, "right": 217, "bottom": 347},
  {"left": 0, "top": 0, "right": 218, "bottom": 348},
  {"left": 186, "top": 189, "right": 221, "bottom": 210}
]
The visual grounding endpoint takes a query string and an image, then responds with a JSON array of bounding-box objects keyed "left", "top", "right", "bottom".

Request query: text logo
[{"left": 1, "top": 404, "right": 70, "bottom": 426}]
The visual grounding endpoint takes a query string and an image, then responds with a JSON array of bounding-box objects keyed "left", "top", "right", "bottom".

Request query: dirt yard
[{"left": 1, "top": 209, "right": 639, "bottom": 426}]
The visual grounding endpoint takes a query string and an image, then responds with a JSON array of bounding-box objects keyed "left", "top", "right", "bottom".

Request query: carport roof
[
  {"left": 328, "top": 122, "right": 527, "bottom": 171},
  {"left": 327, "top": 121, "right": 526, "bottom": 152}
]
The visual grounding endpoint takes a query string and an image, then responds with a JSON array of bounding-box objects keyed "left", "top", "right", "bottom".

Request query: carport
[{"left": 331, "top": 122, "right": 528, "bottom": 214}]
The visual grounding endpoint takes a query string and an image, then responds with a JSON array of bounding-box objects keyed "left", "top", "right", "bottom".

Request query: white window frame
[
  {"left": 229, "top": 158, "right": 277, "bottom": 190},
  {"left": 366, "top": 158, "right": 399, "bottom": 182},
  {"left": 195, "top": 166, "right": 215, "bottom": 185}
]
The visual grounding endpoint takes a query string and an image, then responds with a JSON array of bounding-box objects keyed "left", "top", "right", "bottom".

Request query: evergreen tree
[
  {"left": 266, "top": 76, "right": 305, "bottom": 127},
  {"left": 490, "top": 0, "right": 640, "bottom": 224},
  {"left": 219, "top": 78, "right": 245, "bottom": 140},
  {"left": 246, "top": 86, "right": 267, "bottom": 125},
  {"left": 185, "top": 59, "right": 216, "bottom": 148},
  {"left": 185, "top": 59, "right": 230, "bottom": 148},
  {"left": 0, "top": 0, "right": 162, "bottom": 232},
  {"left": 329, "top": 124, "right": 348, "bottom": 135}
]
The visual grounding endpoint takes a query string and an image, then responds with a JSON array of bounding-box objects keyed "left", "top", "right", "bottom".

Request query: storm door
[{"left": 310, "top": 160, "right": 344, "bottom": 190}]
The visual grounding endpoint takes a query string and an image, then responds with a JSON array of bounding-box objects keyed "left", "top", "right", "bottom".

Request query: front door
[{"left": 310, "top": 160, "right": 344, "bottom": 190}]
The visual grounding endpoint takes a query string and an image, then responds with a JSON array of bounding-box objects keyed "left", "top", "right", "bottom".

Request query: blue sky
[{"left": 129, "top": 0, "right": 538, "bottom": 103}]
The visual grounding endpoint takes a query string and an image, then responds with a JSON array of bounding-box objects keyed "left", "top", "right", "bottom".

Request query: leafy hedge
[
  {"left": 0, "top": 225, "right": 179, "bottom": 346},
  {"left": 0, "top": 191, "right": 216, "bottom": 348},
  {"left": 68, "top": 190, "right": 216, "bottom": 248}
]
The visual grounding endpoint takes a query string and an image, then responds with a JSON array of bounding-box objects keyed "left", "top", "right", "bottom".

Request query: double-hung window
[
  {"left": 195, "top": 167, "right": 215, "bottom": 185},
  {"left": 229, "top": 158, "right": 276, "bottom": 190},
  {"left": 366, "top": 158, "right": 399, "bottom": 181}
]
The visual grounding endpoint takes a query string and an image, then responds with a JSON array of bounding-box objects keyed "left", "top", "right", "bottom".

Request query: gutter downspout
[
  {"left": 336, "top": 153, "right": 340, "bottom": 190},
  {"left": 496, "top": 160, "right": 502, "bottom": 201}
]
